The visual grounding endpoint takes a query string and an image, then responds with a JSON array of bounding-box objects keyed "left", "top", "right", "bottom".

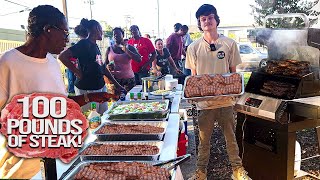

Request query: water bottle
[{"left": 120, "top": 90, "right": 126, "bottom": 101}]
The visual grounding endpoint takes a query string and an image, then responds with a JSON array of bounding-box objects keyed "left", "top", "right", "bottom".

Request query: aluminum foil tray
[
  {"left": 92, "top": 121, "right": 168, "bottom": 141},
  {"left": 79, "top": 141, "right": 163, "bottom": 161},
  {"left": 182, "top": 73, "right": 245, "bottom": 101},
  {"left": 106, "top": 100, "right": 169, "bottom": 120},
  {"left": 60, "top": 160, "right": 174, "bottom": 180},
  {"left": 108, "top": 112, "right": 169, "bottom": 121}
]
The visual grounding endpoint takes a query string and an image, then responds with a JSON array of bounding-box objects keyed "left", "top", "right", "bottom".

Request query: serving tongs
[{"left": 153, "top": 154, "right": 191, "bottom": 170}]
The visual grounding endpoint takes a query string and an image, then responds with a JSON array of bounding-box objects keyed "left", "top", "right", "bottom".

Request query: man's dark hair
[
  {"left": 113, "top": 27, "right": 125, "bottom": 36},
  {"left": 195, "top": 4, "right": 220, "bottom": 31},
  {"left": 174, "top": 23, "right": 182, "bottom": 32},
  {"left": 27, "top": 5, "right": 65, "bottom": 37},
  {"left": 129, "top": 25, "right": 141, "bottom": 36},
  {"left": 181, "top": 25, "right": 189, "bottom": 31},
  {"left": 129, "top": 25, "right": 140, "bottom": 31},
  {"left": 154, "top": 38, "right": 163, "bottom": 45},
  {"left": 74, "top": 25, "right": 88, "bottom": 38},
  {"left": 79, "top": 18, "right": 100, "bottom": 33}
]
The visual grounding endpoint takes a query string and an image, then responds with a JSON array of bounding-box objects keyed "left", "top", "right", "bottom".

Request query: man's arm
[
  {"left": 102, "top": 67, "right": 125, "bottom": 94},
  {"left": 191, "top": 69, "right": 197, "bottom": 76},
  {"left": 140, "top": 38, "right": 156, "bottom": 72},
  {"left": 229, "top": 41, "right": 242, "bottom": 73},
  {"left": 68, "top": 92, "right": 119, "bottom": 106},
  {"left": 140, "top": 51, "right": 156, "bottom": 71},
  {"left": 230, "top": 66, "right": 237, "bottom": 73},
  {"left": 185, "top": 45, "right": 197, "bottom": 75},
  {"left": 125, "top": 45, "right": 142, "bottom": 63}
]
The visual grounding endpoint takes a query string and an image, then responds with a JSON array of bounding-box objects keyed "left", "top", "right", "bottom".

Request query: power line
[
  {"left": 4, "top": 0, "right": 30, "bottom": 9},
  {"left": 0, "top": 8, "right": 30, "bottom": 16}
]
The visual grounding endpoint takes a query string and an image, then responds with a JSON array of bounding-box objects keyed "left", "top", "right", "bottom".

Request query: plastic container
[
  {"left": 177, "top": 132, "right": 188, "bottom": 157},
  {"left": 165, "top": 74, "right": 173, "bottom": 81},
  {"left": 165, "top": 79, "right": 178, "bottom": 91},
  {"left": 179, "top": 109, "right": 188, "bottom": 136},
  {"left": 294, "top": 141, "right": 301, "bottom": 177}
]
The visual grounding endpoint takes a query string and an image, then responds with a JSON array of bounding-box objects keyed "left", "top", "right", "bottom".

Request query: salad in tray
[
  {"left": 109, "top": 102, "right": 167, "bottom": 115},
  {"left": 150, "top": 90, "right": 172, "bottom": 96}
]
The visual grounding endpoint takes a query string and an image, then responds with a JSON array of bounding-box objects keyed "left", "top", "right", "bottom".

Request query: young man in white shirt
[{"left": 186, "top": 4, "right": 251, "bottom": 180}]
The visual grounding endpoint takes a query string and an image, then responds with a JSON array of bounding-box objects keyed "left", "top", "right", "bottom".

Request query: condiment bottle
[{"left": 88, "top": 103, "right": 101, "bottom": 129}]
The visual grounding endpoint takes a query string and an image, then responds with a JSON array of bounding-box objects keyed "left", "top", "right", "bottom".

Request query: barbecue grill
[{"left": 235, "top": 13, "right": 320, "bottom": 180}]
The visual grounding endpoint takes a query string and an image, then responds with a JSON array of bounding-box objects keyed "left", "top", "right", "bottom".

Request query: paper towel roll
[
  {"left": 165, "top": 75, "right": 173, "bottom": 81},
  {"left": 165, "top": 79, "right": 178, "bottom": 90}
]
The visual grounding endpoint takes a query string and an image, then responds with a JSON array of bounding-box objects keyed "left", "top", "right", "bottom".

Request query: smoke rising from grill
[
  {"left": 257, "top": 28, "right": 320, "bottom": 66},
  {"left": 257, "top": 29, "right": 307, "bottom": 60}
]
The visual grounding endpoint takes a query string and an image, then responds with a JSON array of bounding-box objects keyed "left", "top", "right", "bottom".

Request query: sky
[{"left": 0, "top": 0, "right": 256, "bottom": 37}]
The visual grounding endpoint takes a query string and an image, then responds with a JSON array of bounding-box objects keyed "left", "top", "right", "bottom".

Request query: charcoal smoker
[{"left": 235, "top": 14, "right": 320, "bottom": 180}]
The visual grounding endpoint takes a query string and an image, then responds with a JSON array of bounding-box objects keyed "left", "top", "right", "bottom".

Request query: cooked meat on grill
[
  {"left": 260, "top": 80, "right": 296, "bottom": 99},
  {"left": 263, "top": 59, "right": 311, "bottom": 77},
  {"left": 74, "top": 162, "right": 170, "bottom": 180},
  {"left": 81, "top": 144, "right": 159, "bottom": 156},
  {"left": 97, "top": 124, "right": 164, "bottom": 134}
]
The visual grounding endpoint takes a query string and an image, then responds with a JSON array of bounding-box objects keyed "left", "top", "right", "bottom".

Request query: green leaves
[{"left": 251, "top": 0, "right": 320, "bottom": 28}]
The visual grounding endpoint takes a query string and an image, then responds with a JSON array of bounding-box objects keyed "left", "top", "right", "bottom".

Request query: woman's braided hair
[{"left": 27, "top": 5, "right": 65, "bottom": 37}]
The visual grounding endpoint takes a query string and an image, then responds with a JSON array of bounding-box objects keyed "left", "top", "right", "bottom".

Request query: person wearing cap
[{"left": 185, "top": 4, "right": 251, "bottom": 180}]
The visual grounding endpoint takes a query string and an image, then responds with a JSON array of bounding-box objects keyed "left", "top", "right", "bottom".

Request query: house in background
[
  {"left": 0, "top": 28, "right": 25, "bottom": 54},
  {"left": 217, "top": 24, "right": 255, "bottom": 43}
]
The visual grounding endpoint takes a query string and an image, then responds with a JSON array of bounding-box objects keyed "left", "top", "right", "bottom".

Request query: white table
[{"left": 33, "top": 85, "right": 183, "bottom": 179}]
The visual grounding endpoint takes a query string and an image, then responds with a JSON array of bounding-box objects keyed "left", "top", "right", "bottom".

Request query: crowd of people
[
  {"left": 65, "top": 21, "right": 193, "bottom": 92},
  {"left": 0, "top": 3, "right": 252, "bottom": 180}
]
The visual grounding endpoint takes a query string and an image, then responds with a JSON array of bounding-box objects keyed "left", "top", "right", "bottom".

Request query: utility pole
[
  {"left": 84, "top": 0, "right": 94, "bottom": 19},
  {"left": 124, "top": 15, "right": 133, "bottom": 38},
  {"left": 157, "top": 0, "right": 160, "bottom": 38},
  {"left": 62, "top": 0, "right": 68, "bottom": 22}
]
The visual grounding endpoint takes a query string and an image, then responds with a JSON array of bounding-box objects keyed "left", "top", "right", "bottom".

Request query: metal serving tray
[
  {"left": 92, "top": 121, "right": 168, "bottom": 141},
  {"left": 79, "top": 141, "right": 163, "bottom": 161},
  {"left": 182, "top": 73, "right": 245, "bottom": 101},
  {"left": 106, "top": 100, "right": 170, "bottom": 120},
  {"left": 60, "top": 160, "right": 174, "bottom": 180},
  {"left": 108, "top": 113, "right": 169, "bottom": 121}
]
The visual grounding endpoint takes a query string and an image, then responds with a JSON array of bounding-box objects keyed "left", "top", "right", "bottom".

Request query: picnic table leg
[{"left": 316, "top": 126, "right": 320, "bottom": 155}]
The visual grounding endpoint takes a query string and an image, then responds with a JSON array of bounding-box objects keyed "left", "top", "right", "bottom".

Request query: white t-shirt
[
  {"left": 185, "top": 35, "right": 242, "bottom": 110},
  {"left": 0, "top": 49, "right": 66, "bottom": 110},
  {"left": 0, "top": 49, "right": 67, "bottom": 179}
]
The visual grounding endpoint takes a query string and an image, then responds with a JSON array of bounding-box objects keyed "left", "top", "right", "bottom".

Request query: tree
[
  {"left": 100, "top": 21, "right": 113, "bottom": 38},
  {"left": 250, "top": 0, "right": 319, "bottom": 28},
  {"left": 190, "top": 32, "right": 202, "bottom": 41}
]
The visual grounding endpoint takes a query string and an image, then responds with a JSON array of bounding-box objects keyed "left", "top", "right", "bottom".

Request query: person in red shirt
[{"left": 128, "top": 25, "right": 156, "bottom": 85}]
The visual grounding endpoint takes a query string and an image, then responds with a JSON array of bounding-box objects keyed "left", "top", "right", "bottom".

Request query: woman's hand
[
  {"left": 107, "top": 62, "right": 115, "bottom": 71},
  {"left": 75, "top": 70, "right": 82, "bottom": 79},
  {"left": 121, "top": 45, "right": 128, "bottom": 52},
  {"left": 156, "top": 70, "right": 162, "bottom": 76},
  {"left": 89, "top": 92, "right": 119, "bottom": 103},
  {"left": 114, "top": 85, "right": 127, "bottom": 95}
]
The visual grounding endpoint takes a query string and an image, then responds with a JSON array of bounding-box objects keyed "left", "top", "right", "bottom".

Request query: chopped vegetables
[{"left": 109, "top": 102, "right": 167, "bottom": 115}]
